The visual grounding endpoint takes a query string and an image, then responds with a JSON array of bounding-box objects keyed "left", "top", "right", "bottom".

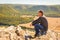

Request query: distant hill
[
  {"left": 12, "top": 4, "right": 60, "bottom": 17},
  {"left": 0, "top": 5, "right": 21, "bottom": 16},
  {"left": 0, "top": 4, "right": 60, "bottom": 17}
]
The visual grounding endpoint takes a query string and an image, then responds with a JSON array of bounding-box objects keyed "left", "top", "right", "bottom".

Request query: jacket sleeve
[{"left": 32, "top": 17, "right": 41, "bottom": 25}]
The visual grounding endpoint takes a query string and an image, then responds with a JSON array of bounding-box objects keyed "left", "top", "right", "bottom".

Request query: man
[{"left": 30, "top": 10, "right": 48, "bottom": 38}]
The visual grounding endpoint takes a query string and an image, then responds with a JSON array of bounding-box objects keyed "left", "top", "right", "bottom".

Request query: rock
[
  {"left": 0, "top": 26, "right": 60, "bottom": 40},
  {"left": 47, "top": 30, "right": 57, "bottom": 40},
  {"left": 57, "top": 33, "right": 60, "bottom": 40}
]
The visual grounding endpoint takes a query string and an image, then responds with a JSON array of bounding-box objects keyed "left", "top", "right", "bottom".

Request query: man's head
[{"left": 37, "top": 10, "right": 43, "bottom": 17}]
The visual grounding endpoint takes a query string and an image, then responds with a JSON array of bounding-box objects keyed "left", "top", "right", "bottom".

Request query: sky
[{"left": 0, "top": 0, "right": 60, "bottom": 5}]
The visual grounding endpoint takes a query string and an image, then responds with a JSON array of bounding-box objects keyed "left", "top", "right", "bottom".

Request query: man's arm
[{"left": 32, "top": 17, "right": 41, "bottom": 25}]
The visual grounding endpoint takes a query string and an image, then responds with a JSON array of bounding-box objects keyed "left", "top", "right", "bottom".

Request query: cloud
[{"left": 0, "top": 0, "right": 60, "bottom": 5}]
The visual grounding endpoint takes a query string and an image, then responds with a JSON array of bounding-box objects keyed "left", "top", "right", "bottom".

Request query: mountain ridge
[{"left": 0, "top": 4, "right": 60, "bottom": 17}]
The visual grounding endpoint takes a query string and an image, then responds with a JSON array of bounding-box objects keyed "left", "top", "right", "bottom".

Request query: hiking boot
[{"left": 41, "top": 31, "right": 47, "bottom": 35}]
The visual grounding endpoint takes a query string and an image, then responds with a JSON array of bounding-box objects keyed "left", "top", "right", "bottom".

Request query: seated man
[{"left": 30, "top": 10, "right": 48, "bottom": 38}]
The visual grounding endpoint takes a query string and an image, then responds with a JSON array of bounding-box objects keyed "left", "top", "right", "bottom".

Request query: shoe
[{"left": 41, "top": 31, "right": 47, "bottom": 35}]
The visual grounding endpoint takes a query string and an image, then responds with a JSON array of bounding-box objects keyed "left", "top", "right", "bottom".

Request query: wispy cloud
[{"left": 0, "top": 0, "right": 60, "bottom": 5}]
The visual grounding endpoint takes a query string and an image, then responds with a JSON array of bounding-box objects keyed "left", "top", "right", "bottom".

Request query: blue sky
[{"left": 0, "top": 0, "right": 60, "bottom": 5}]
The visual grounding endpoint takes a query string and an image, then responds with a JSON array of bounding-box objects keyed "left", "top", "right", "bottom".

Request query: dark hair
[{"left": 38, "top": 10, "right": 43, "bottom": 15}]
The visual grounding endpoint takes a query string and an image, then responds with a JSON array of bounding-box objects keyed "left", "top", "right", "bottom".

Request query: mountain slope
[
  {"left": 0, "top": 4, "right": 60, "bottom": 26},
  {"left": 0, "top": 4, "right": 60, "bottom": 17},
  {"left": 0, "top": 5, "right": 20, "bottom": 16},
  {"left": 11, "top": 4, "right": 60, "bottom": 17}
]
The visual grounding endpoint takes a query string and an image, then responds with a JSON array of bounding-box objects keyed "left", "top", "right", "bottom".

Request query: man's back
[{"left": 40, "top": 17, "right": 48, "bottom": 31}]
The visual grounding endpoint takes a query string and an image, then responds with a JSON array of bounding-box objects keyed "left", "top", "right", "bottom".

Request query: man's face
[{"left": 38, "top": 12, "right": 43, "bottom": 17}]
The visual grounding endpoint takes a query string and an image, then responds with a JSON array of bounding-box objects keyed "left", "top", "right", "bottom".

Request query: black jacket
[{"left": 32, "top": 17, "right": 48, "bottom": 31}]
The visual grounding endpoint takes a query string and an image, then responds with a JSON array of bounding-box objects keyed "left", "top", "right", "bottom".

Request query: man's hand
[{"left": 30, "top": 23, "right": 32, "bottom": 26}]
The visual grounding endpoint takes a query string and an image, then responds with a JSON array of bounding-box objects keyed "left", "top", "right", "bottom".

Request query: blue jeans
[{"left": 34, "top": 24, "right": 45, "bottom": 37}]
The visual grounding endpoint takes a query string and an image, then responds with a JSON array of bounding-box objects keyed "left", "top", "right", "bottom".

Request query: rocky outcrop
[{"left": 0, "top": 26, "right": 60, "bottom": 40}]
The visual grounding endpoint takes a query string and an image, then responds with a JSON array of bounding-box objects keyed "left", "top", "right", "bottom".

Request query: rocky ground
[{"left": 0, "top": 25, "right": 60, "bottom": 40}]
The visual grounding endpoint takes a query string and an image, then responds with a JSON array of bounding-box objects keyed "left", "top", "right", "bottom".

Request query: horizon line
[{"left": 0, "top": 3, "right": 60, "bottom": 5}]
